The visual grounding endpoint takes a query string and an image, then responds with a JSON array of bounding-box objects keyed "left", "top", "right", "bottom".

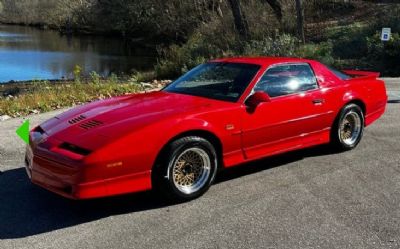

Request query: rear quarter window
[{"left": 327, "top": 66, "right": 351, "bottom": 80}]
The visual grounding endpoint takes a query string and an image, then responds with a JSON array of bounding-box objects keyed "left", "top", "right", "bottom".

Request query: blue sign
[{"left": 381, "top": 28, "right": 391, "bottom": 41}]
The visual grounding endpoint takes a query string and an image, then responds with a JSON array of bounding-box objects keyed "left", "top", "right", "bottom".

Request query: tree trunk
[
  {"left": 264, "top": 0, "right": 282, "bottom": 23},
  {"left": 295, "top": 0, "right": 305, "bottom": 43},
  {"left": 227, "top": 0, "right": 249, "bottom": 40},
  {"left": 216, "top": 0, "right": 223, "bottom": 18}
]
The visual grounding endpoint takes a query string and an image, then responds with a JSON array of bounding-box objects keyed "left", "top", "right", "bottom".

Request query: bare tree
[
  {"left": 295, "top": 0, "right": 305, "bottom": 43},
  {"left": 215, "top": 0, "right": 223, "bottom": 17},
  {"left": 264, "top": 0, "right": 282, "bottom": 23},
  {"left": 227, "top": 0, "right": 249, "bottom": 40}
]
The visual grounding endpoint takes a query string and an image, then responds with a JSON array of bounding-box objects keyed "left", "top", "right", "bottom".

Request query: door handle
[{"left": 312, "top": 99, "right": 325, "bottom": 105}]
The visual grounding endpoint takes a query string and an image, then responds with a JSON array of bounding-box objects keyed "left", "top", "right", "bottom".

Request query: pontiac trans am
[{"left": 25, "top": 57, "right": 388, "bottom": 201}]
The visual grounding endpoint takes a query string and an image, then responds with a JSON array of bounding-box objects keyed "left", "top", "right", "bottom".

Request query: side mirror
[{"left": 245, "top": 91, "right": 271, "bottom": 109}]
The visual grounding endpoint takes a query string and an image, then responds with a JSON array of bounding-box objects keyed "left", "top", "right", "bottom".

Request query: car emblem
[{"left": 225, "top": 124, "right": 235, "bottom": 130}]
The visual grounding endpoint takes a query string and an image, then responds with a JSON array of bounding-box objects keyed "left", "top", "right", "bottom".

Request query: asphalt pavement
[{"left": 0, "top": 78, "right": 399, "bottom": 249}]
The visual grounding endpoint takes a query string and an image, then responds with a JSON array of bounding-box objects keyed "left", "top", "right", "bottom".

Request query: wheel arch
[
  {"left": 342, "top": 90, "right": 367, "bottom": 115},
  {"left": 153, "top": 129, "right": 224, "bottom": 171},
  {"left": 344, "top": 99, "right": 366, "bottom": 115},
  {"left": 331, "top": 98, "right": 366, "bottom": 137},
  {"left": 333, "top": 99, "right": 366, "bottom": 130}
]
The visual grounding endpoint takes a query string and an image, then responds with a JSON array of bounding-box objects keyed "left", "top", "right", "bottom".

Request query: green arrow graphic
[{"left": 16, "top": 120, "right": 30, "bottom": 144}]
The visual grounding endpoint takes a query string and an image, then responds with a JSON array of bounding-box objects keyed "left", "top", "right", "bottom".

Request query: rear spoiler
[{"left": 342, "top": 70, "right": 380, "bottom": 79}]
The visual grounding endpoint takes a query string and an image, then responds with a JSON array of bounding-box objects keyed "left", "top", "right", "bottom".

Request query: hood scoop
[
  {"left": 68, "top": 115, "right": 86, "bottom": 124},
  {"left": 79, "top": 119, "right": 103, "bottom": 130}
]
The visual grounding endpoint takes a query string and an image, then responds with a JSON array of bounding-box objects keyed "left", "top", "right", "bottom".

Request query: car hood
[{"left": 39, "top": 91, "right": 215, "bottom": 150}]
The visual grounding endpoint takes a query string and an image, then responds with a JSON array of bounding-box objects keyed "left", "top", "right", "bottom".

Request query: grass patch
[{"left": 0, "top": 79, "right": 148, "bottom": 117}]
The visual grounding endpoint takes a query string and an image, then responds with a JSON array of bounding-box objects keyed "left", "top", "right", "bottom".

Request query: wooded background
[{"left": 0, "top": 0, "right": 399, "bottom": 76}]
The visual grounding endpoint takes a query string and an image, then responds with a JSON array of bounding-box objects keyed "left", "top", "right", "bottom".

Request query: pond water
[{"left": 0, "top": 25, "right": 157, "bottom": 83}]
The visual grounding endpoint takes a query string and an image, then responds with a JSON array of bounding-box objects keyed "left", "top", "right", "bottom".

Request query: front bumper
[
  {"left": 25, "top": 143, "right": 152, "bottom": 200},
  {"left": 25, "top": 144, "right": 106, "bottom": 199}
]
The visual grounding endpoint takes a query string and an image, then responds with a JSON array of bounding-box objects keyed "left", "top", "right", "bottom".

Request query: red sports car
[{"left": 25, "top": 57, "right": 387, "bottom": 201}]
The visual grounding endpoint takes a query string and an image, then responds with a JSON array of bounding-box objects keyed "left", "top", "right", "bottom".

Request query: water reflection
[{"left": 0, "top": 25, "right": 156, "bottom": 83}]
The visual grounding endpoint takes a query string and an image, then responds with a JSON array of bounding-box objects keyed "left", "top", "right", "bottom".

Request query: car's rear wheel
[
  {"left": 331, "top": 104, "right": 364, "bottom": 150},
  {"left": 153, "top": 136, "right": 218, "bottom": 201}
]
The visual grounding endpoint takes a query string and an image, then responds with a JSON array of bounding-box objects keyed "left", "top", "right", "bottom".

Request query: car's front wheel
[
  {"left": 153, "top": 136, "right": 218, "bottom": 201},
  {"left": 331, "top": 103, "right": 364, "bottom": 150}
]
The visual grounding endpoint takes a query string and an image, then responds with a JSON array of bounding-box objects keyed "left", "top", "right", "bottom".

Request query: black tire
[
  {"left": 331, "top": 103, "right": 365, "bottom": 151},
  {"left": 152, "top": 136, "right": 218, "bottom": 201}
]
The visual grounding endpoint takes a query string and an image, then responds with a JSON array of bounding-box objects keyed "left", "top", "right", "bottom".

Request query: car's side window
[{"left": 254, "top": 63, "right": 318, "bottom": 98}]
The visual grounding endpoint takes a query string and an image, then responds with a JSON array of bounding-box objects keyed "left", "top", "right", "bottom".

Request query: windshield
[{"left": 164, "top": 62, "right": 261, "bottom": 102}]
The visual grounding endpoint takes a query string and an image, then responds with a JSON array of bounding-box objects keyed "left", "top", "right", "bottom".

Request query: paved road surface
[{"left": 0, "top": 79, "right": 399, "bottom": 249}]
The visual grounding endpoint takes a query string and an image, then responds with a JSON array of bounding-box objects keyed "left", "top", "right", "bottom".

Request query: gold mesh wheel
[
  {"left": 339, "top": 111, "right": 362, "bottom": 146},
  {"left": 172, "top": 148, "right": 211, "bottom": 194}
]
